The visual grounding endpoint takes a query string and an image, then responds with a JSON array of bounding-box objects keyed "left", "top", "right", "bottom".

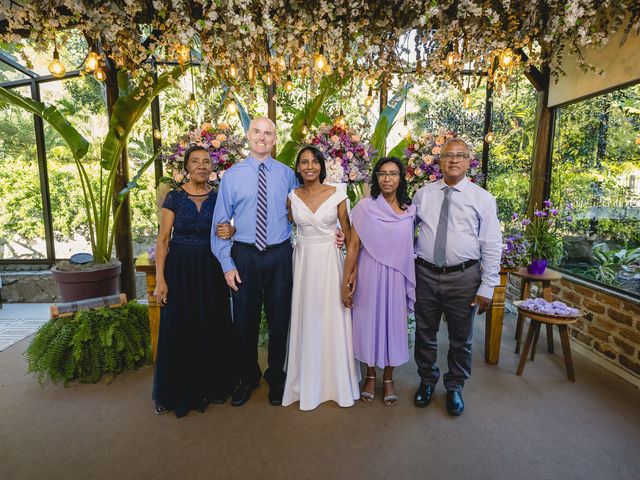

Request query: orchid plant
[{"left": 512, "top": 200, "right": 574, "bottom": 263}]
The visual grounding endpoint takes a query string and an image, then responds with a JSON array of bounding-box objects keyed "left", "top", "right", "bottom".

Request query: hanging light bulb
[
  {"left": 248, "top": 65, "right": 256, "bottom": 82},
  {"left": 284, "top": 74, "right": 294, "bottom": 92},
  {"left": 176, "top": 45, "right": 190, "bottom": 65},
  {"left": 226, "top": 101, "right": 238, "bottom": 115},
  {"left": 364, "top": 87, "right": 374, "bottom": 109},
  {"left": 499, "top": 48, "right": 514, "bottom": 68},
  {"left": 153, "top": 129, "right": 162, "bottom": 140},
  {"left": 85, "top": 51, "right": 100, "bottom": 72},
  {"left": 276, "top": 57, "right": 286, "bottom": 70},
  {"left": 335, "top": 108, "right": 346, "bottom": 128},
  {"left": 463, "top": 88, "right": 472, "bottom": 109},
  {"left": 314, "top": 47, "right": 327, "bottom": 71},
  {"left": 445, "top": 51, "right": 456, "bottom": 67},
  {"left": 264, "top": 70, "right": 272, "bottom": 85},
  {"left": 228, "top": 63, "right": 238, "bottom": 78},
  {"left": 484, "top": 130, "right": 495, "bottom": 143},
  {"left": 188, "top": 93, "right": 197, "bottom": 111},
  {"left": 364, "top": 75, "right": 375, "bottom": 87},
  {"left": 48, "top": 47, "right": 66, "bottom": 78},
  {"left": 301, "top": 120, "right": 309, "bottom": 137},
  {"left": 93, "top": 67, "right": 107, "bottom": 82}
]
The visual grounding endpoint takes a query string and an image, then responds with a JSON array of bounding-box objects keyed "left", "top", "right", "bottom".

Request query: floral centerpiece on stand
[
  {"left": 403, "top": 130, "right": 481, "bottom": 195},
  {"left": 305, "top": 124, "right": 375, "bottom": 196},
  {"left": 512, "top": 200, "right": 574, "bottom": 274},
  {"left": 162, "top": 122, "right": 247, "bottom": 187}
]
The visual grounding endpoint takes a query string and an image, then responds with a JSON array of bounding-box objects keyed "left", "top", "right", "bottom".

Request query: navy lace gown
[{"left": 153, "top": 188, "right": 235, "bottom": 417}]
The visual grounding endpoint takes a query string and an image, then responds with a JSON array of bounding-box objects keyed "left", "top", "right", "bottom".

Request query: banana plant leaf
[
  {"left": 276, "top": 74, "right": 346, "bottom": 167},
  {"left": 101, "top": 64, "right": 187, "bottom": 170},
  {"left": 370, "top": 83, "right": 412, "bottom": 161},
  {"left": 233, "top": 92, "right": 251, "bottom": 132},
  {"left": 387, "top": 137, "right": 410, "bottom": 160},
  {"left": 116, "top": 150, "right": 162, "bottom": 202},
  {"left": 0, "top": 86, "right": 89, "bottom": 160}
]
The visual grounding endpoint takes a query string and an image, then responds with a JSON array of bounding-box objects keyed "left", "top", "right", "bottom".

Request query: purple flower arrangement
[
  {"left": 162, "top": 122, "right": 247, "bottom": 186},
  {"left": 306, "top": 124, "right": 374, "bottom": 185},
  {"left": 518, "top": 298, "right": 579, "bottom": 317},
  {"left": 402, "top": 130, "right": 481, "bottom": 194},
  {"left": 501, "top": 233, "right": 529, "bottom": 270},
  {"left": 510, "top": 200, "right": 574, "bottom": 263}
]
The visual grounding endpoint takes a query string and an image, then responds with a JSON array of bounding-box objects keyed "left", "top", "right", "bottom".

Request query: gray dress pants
[{"left": 414, "top": 261, "right": 481, "bottom": 391}]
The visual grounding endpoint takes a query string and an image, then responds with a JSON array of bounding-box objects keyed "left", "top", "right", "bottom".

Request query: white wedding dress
[{"left": 282, "top": 189, "right": 360, "bottom": 410}]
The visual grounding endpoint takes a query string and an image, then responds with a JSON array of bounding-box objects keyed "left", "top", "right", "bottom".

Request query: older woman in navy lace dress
[{"left": 153, "top": 145, "right": 236, "bottom": 417}]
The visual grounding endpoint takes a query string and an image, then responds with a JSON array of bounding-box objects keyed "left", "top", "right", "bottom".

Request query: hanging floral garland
[
  {"left": 162, "top": 122, "right": 247, "bottom": 187},
  {"left": 304, "top": 123, "right": 375, "bottom": 186},
  {"left": 403, "top": 130, "right": 481, "bottom": 195}
]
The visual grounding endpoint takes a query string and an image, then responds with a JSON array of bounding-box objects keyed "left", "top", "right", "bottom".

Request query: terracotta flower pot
[
  {"left": 52, "top": 261, "right": 121, "bottom": 302},
  {"left": 527, "top": 258, "right": 547, "bottom": 275}
]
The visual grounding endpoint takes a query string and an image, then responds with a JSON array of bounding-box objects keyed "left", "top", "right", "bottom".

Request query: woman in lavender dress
[{"left": 342, "top": 157, "right": 416, "bottom": 406}]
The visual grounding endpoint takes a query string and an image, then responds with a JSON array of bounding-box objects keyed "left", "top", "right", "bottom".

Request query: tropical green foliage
[{"left": 26, "top": 302, "right": 151, "bottom": 385}]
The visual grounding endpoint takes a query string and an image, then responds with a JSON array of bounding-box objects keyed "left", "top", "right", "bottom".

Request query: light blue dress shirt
[
  {"left": 211, "top": 155, "right": 297, "bottom": 273},
  {"left": 414, "top": 177, "right": 502, "bottom": 298}
]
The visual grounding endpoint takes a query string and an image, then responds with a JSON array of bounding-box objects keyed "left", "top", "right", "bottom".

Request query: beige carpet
[{"left": 1, "top": 313, "right": 639, "bottom": 480}]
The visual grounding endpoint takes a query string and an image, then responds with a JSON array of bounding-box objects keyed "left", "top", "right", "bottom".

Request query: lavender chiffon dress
[{"left": 351, "top": 195, "right": 416, "bottom": 368}]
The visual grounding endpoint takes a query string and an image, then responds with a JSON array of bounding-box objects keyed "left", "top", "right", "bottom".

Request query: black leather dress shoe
[
  {"left": 269, "top": 385, "right": 284, "bottom": 406},
  {"left": 414, "top": 383, "right": 434, "bottom": 408},
  {"left": 446, "top": 390, "right": 464, "bottom": 416},
  {"left": 231, "top": 382, "right": 257, "bottom": 407}
]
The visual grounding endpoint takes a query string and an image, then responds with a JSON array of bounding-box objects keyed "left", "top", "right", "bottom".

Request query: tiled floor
[{"left": 0, "top": 303, "right": 51, "bottom": 351}]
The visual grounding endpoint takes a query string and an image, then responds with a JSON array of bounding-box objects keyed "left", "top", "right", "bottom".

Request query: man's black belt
[
  {"left": 233, "top": 240, "right": 289, "bottom": 251},
  {"left": 416, "top": 257, "right": 479, "bottom": 274}
]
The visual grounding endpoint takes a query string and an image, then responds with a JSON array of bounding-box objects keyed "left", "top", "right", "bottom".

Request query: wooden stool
[
  {"left": 511, "top": 267, "right": 562, "bottom": 354},
  {"left": 515, "top": 308, "right": 581, "bottom": 381}
]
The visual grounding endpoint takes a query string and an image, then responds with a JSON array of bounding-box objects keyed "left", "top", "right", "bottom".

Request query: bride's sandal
[
  {"left": 383, "top": 379, "right": 398, "bottom": 407},
  {"left": 360, "top": 376, "right": 376, "bottom": 403}
]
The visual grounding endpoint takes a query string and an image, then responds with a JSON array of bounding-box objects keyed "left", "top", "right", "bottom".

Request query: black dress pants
[
  {"left": 414, "top": 262, "right": 481, "bottom": 391},
  {"left": 231, "top": 240, "right": 293, "bottom": 388}
]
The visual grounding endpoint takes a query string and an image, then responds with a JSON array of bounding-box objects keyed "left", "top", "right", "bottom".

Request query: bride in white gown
[{"left": 282, "top": 146, "right": 360, "bottom": 410}]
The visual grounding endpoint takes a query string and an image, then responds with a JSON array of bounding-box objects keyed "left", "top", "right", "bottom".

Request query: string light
[
  {"left": 187, "top": 93, "right": 197, "bottom": 111},
  {"left": 484, "top": 130, "right": 495, "bottom": 143},
  {"left": 364, "top": 76, "right": 375, "bottom": 87},
  {"left": 499, "top": 48, "right": 514, "bottom": 68},
  {"left": 248, "top": 65, "right": 256, "bottom": 82},
  {"left": 85, "top": 51, "right": 100, "bottom": 72},
  {"left": 48, "top": 47, "right": 66, "bottom": 78},
  {"left": 284, "top": 74, "right": 294, "bottom": 92},
  {"left": 228, "top": 63, "right": 238, "bottom": 78},
  {"left": 264, "top": 70, "right": 272, "bottom": 85},
  {"left": 314, "top": 47, "right": 327, "bottom": 71},
  {"left": 176, "top": 45, "right": 190, "bottom": 65},
  {"left": 335, "top": 108, "right": 346, "bottom": 128},
  {"left": 226, "top": 101, "right": 238, "bottom": 115},
  {"left": 364, "top": 87, "right": 374, "bottom": 109},
  {"left": 153, "top": 129, "right": 162, "bottom": 140},
  {"left": 463, "top": 87, "right": 472, "bottom": 109},
  {"left": 445, "top": 51, "right": 456, "bottom": 67},
  {"left": 93, "top": 68, "right": 106, "bottom": 81}
]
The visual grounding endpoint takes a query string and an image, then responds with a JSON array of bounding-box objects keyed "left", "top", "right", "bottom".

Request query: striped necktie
[{"left": 255, "top": 163, "right": 267, "bottom": 251}]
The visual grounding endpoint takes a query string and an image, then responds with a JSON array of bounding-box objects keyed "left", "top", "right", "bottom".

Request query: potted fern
[{"left": 0, "top": 65, "right": 186, "bottom": 301}]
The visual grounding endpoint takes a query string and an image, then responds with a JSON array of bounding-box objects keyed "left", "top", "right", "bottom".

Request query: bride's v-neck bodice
[{"left": 289, "top": 190, "right": 346, "bottom": 245}]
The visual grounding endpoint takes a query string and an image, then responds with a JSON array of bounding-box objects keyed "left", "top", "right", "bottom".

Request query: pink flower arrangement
[
  {"left": 305, "top": 124, "right": 375, "bottom": 185},
  {"left": 403, "top": 130, "right": 481, "bottom": 194},
  {"left": 163, "top": 122, "right": 247, "bottom": 186}
]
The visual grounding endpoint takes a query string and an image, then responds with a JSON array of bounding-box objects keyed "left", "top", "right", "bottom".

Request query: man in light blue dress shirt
[
  {"left": 412, "top": 138, "right": 502, "bottom": 416},
  {"left": 212, "top": 117, "right": 297, "bottom": 407}
]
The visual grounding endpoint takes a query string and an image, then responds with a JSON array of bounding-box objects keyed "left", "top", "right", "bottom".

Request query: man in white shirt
[{"left": 412, "top": 138, "right": 502, "bottom": 416}]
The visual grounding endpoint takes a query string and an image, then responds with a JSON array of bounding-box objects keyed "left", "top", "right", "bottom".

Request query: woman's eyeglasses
[{"left": 375, "top": 171, "right": 401, "bottom": 179}]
